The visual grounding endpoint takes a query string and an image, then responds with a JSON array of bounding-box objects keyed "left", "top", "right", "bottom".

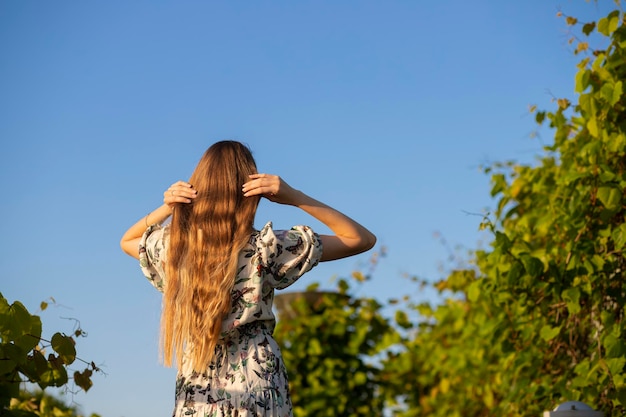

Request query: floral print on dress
[{"left": 139, "top": 221, "right": 322, "bottom": 417}]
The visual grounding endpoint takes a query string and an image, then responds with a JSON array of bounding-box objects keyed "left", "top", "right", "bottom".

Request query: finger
[
  {"left": 175, "top": 196, "right": 194, "bottom": 203},
  {"left": 172, "top": 180, "right": 193, "bottom": 188},
  {"left": 242, "top": 178, "right": 265, "bottom": 192},
  {"left": 246, "top": 173, "right": 277, "bottom": 185},
  {"left": 164, "top": 190, "right": 196, "bottom": 204},
  {"left": 243, "top": 185, "right": 275, "bottom": 197},
  {"left": 173, "top": 188, "right": 198, "bottom": 198},
  {"left": 243, "top": 177, "right": 274, "bottom": 192},
  {"left": 168, "top": 185, "right": 198, "bottom": 196},
  {"left": 165, "top": 195, "right": 194, "bottom": 204},
  {"left": 168, "top": 197, "right": 195, "bottom": 204},
  {"left": 247, "top": 173, "right": 269, "bottom": 179}
]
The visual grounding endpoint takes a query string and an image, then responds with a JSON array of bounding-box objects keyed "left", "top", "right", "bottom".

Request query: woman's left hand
[
  {"left": 164, "top": 181, "right": 197, "bottom": 208},
  {"left": 242, "top": 174, "right": 299, "bottom": 205}
]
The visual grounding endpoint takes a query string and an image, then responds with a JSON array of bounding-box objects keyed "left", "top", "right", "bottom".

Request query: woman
[{"left": 121, "top": 140, "right": 376, "bottom": 416}]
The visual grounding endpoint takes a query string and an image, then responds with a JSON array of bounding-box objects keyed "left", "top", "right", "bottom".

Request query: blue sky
[{"left": 0, "top": 1, "right": 616, "bottom": 416}]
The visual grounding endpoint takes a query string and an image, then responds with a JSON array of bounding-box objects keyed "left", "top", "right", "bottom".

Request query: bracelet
[{"left": 145, "top": 212, "right": 151, "bottom": 227}]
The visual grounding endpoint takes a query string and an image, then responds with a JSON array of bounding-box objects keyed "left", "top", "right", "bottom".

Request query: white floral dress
[{"left": 139, "top": 221, "right": 322, "bottom": 417}]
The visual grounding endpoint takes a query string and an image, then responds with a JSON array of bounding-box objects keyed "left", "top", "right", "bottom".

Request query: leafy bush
[
  {"left": 381, "top": 6, "right": 626, "bottom": 417},
  {"left": 274, "top": 279, "right": 398, "bottom": 417},
  {"left": 0, "top": 293, "right": 100, "bottom": 417}
]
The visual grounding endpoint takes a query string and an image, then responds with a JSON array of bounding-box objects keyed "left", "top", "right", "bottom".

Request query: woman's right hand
[{"left": 164, "top": 181, "right": 197, "bottom": 209}]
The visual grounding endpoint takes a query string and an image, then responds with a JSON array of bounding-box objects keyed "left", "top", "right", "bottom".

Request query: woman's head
[
  {"left": 162, "top": 140, "right": 261, "bottom": 372},
  {"left": 186, "top": 140, "right": 260, "bottom": 233}
]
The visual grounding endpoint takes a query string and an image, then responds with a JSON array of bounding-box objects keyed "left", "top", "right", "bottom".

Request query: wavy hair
[{"left": 162, "top": 141, "right": 260, "bottom": 372}]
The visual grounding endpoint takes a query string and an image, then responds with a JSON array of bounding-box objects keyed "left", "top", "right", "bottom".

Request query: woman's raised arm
[
  {"left": 120, "top": 181, "right": 197, "bottom": 259},
  {"left": 242, "top": 174, "right": 376, "bottom": 262}
]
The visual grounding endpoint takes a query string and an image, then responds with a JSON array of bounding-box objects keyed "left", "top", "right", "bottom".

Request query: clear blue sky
[{"left": 0, "top": 1, "right": 615, "bottom": 416}]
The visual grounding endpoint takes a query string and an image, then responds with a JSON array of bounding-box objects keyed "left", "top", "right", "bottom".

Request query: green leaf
[
  {"left": 590, "top": 254, "right": 605, "bottom": 272},
  {"left": 38, "top": 362, "right": 68, "bottom": 389},
  {"left": 507, "top": 262, "right": 524, "bottom": 284},
  {"left": 598, "top": 17, "right": 610, "bottom": 36},
  {"left": 13, "top": 316, "right": 42, "bottom": 354},
  {"left": 599, "top": 170, "right": 616, "bottom": 182},
  {"left": 582, "top": 21, "right": 596, "bottom": 36},
  {"left": 467, "top": 280, "right": 481, "bottom": 302},
  {"left": 51, "top": 333, "right": 76, "bottom": 365},
  {"left": 353, "top": 371, "right": 367, "bottom": 386},
  {"left": 575, "top": 69, "right": 590, "bottom": 93},
  {"left": 521, "top": 255, "right": 543, "bottom": 278},
  {"left": 32, "top": 349, "right": 48, "bottom": 375},
  {"left": 608, "top": 133, "right": 626, "bottom": 153},
  {"left": 337, "top": 279, "right": 349, "bottom": 294},
  {"left": 562, "top": 287, "right": 581, "bottom": 315},
  {"left": 307, "top": 339, "right": 322, "bottom": 356},
  {"left": 603, "top": 333, "right": 625, "bottom": 358},
  {"left": 490, "top": 174, "right": 507, "bottom": 197},
  {"left": 611, "top": 81, "right": 623, "bottom": 106},
  {"left": 574, "top": 358, "right": 591, "bottom": 377},
  {"left": 0, "top": 300, "right": 33, "bottom": 341},
  {"left": 605, "top": 358, "right": 625, "bottom": 377},
  {"left": 587, "top": 118, "right": 599, "bottom": 138},
  {"left": 601, "top": 83, "right": 615, "bottom": 103},
  {"left": 0, "top": 293, "right": 9, "bottom": 316},
  {"left": 535, "top": 111, "right": 546, "bottom": 124},
  {"left": 2, "top": 342, "right": 25, "bottom": 365},
  {"left": 612, "top": 223, "right": 626, "bottom": 251},
  {"left": 395, "top": 310, "right": 412, "bottom": 329},
  {"left": 597, "top": 186, "right": 622, "bottom": 211},
  {"left": 0, "top": 345, "right": 17, "bottom": 375},
  {"left": 495, "top": 232, "right": 512, "bottom": 252},
  {"left": 540, "top": 325, "right": 561, "bottom": 341},
  {"left": 74, "top": 368, "right": 94, "bottom": 392},
  {"left": 376, "top": 329, "right": 400, "bottom": 351}
]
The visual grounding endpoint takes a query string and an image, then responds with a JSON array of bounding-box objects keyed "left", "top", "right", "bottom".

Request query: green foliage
[
  {"left": 379, "top": 5, "right": 626, "bottom": 416},
  {"left": 274, "top": 279, "right": 398, "bottom": 417},
  {"left": 9, "top": 390, "right": 101, "bottom": 417},
  {"left": 0, "top": 293, "right": 100, "bottom": 417}
]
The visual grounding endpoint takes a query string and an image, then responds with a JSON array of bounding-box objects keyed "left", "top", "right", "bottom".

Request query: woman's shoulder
[
  {"left": 252, "top": 221, "right": 320, "bottom": 253},
  {"left": 257, "top": 221, "right": 275, "bottom": 236},
  {"left": 250, "top": 222, "right": 323, "bottom": 289},
  {"left": 143, "top": 223, "right": 171, "bottom": 245},
  {"left": 253, "top": 221, "right": 299, "bottom": 243},
  {"left": 255, "top": 221, "right": 316, "bottom": 237},
  {"left": 250, "top": 221, "right": 274, "bottom": 248}
]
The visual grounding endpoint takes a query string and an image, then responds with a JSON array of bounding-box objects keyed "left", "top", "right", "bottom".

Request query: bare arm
[
  {"left": 120, "top": 181, "right": 197, "bottom": 259},
  {"left": 242, "top": 174, "right": 376, "bottom": 262}
]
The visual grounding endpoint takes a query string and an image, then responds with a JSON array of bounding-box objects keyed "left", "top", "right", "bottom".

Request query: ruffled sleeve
[
  {"left": 256, "top": 222, "right": 323, "bottom": 290},
  {"left": 139, "top": 224, "right": 169, "bottom": 292}
]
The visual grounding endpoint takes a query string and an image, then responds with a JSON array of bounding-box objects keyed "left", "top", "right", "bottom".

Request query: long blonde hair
[{"left": 162, "top": 141, "right": 260, "bottom": 372}]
